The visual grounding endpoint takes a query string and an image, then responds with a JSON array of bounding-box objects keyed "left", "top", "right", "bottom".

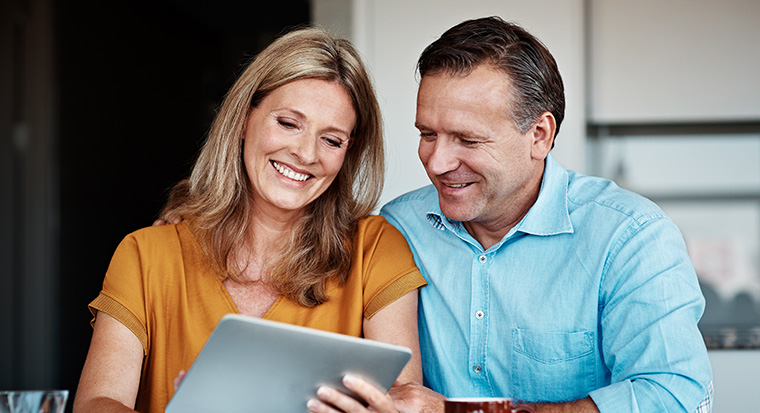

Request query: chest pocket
[{"left": 511, "top": 328, "right": 595, "bottom": 403}]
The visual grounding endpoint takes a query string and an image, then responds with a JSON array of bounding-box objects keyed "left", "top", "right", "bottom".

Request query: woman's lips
[{"left": 271, "top": 160, "right": 311, "bottom": 182}]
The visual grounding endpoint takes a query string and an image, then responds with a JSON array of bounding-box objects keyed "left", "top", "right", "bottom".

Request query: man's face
[{"left": 415, "top": 64, "right": 549, "bottom": 233}]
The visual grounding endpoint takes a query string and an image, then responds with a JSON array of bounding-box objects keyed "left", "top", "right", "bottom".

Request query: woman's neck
[{"left": 233, "top": 203, "right": 302, "bottom": 283}]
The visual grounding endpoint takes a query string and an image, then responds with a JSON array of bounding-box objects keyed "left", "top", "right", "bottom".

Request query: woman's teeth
[{"left": 272, "top": 161, "right": 310, "bottom": 182}]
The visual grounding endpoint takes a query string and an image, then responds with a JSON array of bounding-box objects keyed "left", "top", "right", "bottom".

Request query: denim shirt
[{"left": 380, "top": 155, "right": 712, "bottom": 413}]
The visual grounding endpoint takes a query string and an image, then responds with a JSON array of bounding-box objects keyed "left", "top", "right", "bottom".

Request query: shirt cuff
[{"left": 588, "top": 380, "right": 637, "bottom": 413}]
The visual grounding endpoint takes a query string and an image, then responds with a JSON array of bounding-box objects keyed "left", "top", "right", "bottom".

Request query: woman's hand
[{"left": 173, "top": 370, "right": 187, "bottom": 392}]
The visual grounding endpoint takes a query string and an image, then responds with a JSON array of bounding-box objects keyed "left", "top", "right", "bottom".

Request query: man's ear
[{"left": 530, "top": 111, "right": 556, "bottom": 161}]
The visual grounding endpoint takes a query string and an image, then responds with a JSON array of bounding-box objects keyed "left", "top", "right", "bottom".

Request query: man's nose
[{"left": 421, "top": 138, "right": 459, "bottom": 175}]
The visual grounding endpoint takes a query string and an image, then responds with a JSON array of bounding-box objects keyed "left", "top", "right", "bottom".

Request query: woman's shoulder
[
  {"left": 114, "top": 222, "right": 188, "bottom": 259},
  {"left": 355, "top": 215, "right": 408, "bottom": 247},
  {"left": 124, "top": 222, "right": 182, "bottom": 243},
  {"left": 356, "top": 215, "right": 396, "bottom": 233}
]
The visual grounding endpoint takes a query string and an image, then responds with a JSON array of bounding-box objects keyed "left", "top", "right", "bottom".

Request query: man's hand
[
  {"left": 389, "top": 381, "right": 445, "bottom": 412},
  {"left": 152, "top": 214, "right": 182, "bottom": 226}
]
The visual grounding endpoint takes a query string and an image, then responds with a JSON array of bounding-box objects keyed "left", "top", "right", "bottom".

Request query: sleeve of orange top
[
  {"left": 361, "top": 217, "right": 427, "bottom": 319},
  {"left": 88, "top": 229, "right": 152, "bottom": 355}
]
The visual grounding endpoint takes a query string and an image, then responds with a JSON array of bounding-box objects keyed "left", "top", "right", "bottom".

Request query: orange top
[{"left": 88, "top": 216, "right": 426, "bottom": 412}]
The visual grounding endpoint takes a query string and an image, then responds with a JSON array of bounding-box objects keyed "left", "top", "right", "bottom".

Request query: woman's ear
[
  {"left": 346, "top": 137, "right": 354, "bottom": 150},
  {"left": 530, "top": 112, "right": 556, "bottom": 161}
]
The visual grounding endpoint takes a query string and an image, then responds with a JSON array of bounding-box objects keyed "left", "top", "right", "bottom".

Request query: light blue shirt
[{"left": 380, "top": 155, "right": 712, "bottom": 413}]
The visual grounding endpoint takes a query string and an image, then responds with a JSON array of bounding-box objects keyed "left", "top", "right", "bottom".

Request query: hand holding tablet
[{"left": 166, "top": 314, "right": 412, "bottom": 413}]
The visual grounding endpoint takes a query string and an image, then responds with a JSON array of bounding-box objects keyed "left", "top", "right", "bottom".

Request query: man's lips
[{"left": 442, "top": 182, "right": 472, "bottom": 188}]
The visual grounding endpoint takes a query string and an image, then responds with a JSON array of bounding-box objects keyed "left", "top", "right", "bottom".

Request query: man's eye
[{"left": 419, "top": 132, "right": 436, "bottom": 140}]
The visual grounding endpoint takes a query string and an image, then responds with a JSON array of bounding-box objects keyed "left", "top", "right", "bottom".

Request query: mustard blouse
[{"left": 89, "top": 216, "right": 426, "bottom": 412}]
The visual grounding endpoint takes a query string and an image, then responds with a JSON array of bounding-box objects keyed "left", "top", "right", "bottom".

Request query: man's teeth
[
  {"left": 447, "top": 183, "right": 468, "bottom": 188},
  {"left": 272, "top": 161, "right": 310, "bottom": 181}
]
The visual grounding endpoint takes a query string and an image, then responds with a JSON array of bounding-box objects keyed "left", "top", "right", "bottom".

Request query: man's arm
[
  {"left": 526, "top": 398, "right": 599, "bottom": 413},
  {"left": 587, "top": 217, "right": 712, "bottom": 412},
  {"left": 390, "top": 385, "right": 597, "bottom": 413}
]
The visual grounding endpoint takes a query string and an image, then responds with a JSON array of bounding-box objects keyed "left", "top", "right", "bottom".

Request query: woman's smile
[{"left": 271, "top": 160, "right": 311, "bottom": 182}]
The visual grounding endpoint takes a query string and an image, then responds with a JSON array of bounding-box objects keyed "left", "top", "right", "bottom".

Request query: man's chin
[{"left": 438, "top": 201, "right": 475, "bottom": 223}]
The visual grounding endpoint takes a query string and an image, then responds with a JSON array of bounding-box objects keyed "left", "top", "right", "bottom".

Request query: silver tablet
[{"left": 165, "top": 314, "right": 412, "bottom": 413}]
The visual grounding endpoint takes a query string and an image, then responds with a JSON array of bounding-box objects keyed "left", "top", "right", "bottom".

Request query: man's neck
[
  {"left": 462, "top": 205, "right": 529, "bottom": 250},
  {"left": 462, "top": 167, "right": 544, "bottom": 250}
]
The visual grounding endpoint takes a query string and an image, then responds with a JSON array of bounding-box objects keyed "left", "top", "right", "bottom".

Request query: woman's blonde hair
[{"left": 161, "top": 27, "right": 384, "bottom": 307}]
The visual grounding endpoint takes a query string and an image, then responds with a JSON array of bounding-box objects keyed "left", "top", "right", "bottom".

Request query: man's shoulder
[
  {"left": 381, "top": 185, "right": 437, "bottom": 214},
  {"left": 566, "top": 171, "right": 667, "bottom": 224},
  {"left": 379, "top": 185, "right": 439, "bottom": 236}
]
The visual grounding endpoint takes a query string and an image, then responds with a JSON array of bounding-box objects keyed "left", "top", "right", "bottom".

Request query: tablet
[{"left": 165, "top": 314, "right": 412, "bottom": 413}]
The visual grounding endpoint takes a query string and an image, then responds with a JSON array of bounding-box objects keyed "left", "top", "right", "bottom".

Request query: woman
[{"left": 74, "top": 27, "right": 426, "bottom": 412}]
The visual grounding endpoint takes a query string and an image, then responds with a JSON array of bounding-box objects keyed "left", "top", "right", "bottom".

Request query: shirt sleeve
[
  {"left": 589, "top": 216, "right": 713, "bottom": 412},
  {"left": 359, "top": 217, "right": 427, "bottom": 319},
  {"left": 88, "top": 231, "right": 150, "bottom": 354}
]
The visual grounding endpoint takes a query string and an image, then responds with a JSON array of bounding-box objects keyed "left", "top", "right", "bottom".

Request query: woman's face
[{"left": 242, "top": 78, "right": 356, "bottom": 219}]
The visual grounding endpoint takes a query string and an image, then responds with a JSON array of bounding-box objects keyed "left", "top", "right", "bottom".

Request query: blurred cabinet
[{"left": 588, "top": 0, "right": 760, "bottom": 123}]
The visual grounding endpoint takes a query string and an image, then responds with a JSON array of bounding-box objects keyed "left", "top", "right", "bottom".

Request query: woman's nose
[{"left": 292, "top": 134, "right": 318, "bottom": 164}]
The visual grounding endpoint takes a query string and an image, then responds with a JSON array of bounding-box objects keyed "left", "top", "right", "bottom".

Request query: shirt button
[
  {"left": 475, "top": 310, "right": 484, "bottom": 319},
  {"left": 478, "top": 255, "right": 487, "bottom": 263},
  {"left": 473, "top": 365, "right": 482, "bottom": 373}
]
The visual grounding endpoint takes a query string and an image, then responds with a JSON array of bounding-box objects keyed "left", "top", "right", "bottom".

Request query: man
[{"left": 311, "top": 16, "right": 712, "bottom": 413}]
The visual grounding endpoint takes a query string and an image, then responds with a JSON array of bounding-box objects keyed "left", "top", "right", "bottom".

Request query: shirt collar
[
  {"left": 425, "top": 153, "right": 573, "bottom": 241},
  {"left": 516, "top": 154, "right": 574, "bottom": 236}
]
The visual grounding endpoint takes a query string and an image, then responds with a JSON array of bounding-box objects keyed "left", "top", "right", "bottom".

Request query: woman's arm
[
  {"left": 363, "top": 290, "right": 422, "bottom": 384},
  {"left": 73, "top": 312, "right": 144, "bottom": 413},
  {"left": 307, "top": 289, "right": 423, "bottom": 413}
]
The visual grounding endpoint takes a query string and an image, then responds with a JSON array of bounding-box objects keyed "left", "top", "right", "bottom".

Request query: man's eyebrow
[{"left": 414, "top": 122, "right": 483, "bottom": 140}]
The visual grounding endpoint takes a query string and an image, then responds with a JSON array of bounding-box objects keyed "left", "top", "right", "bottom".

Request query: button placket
[{"left": 468, "top": 252, "right": 490, "bottom": 382}]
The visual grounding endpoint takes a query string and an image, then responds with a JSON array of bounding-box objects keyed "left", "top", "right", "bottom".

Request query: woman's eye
[
  {"left": 278, "top": 119, "right": 297, "bottom": 129},
  {"left": 324, "top": 137, "right": 344, "bottom": 148}
]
